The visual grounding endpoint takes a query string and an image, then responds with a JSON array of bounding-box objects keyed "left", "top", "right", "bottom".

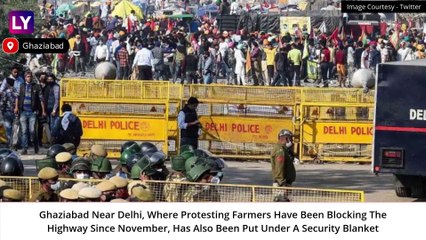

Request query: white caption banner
[{"left": 0, "top": 203, "right": 421, "bottom": 240}]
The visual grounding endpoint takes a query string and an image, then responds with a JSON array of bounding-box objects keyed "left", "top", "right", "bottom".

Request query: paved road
[{"left": 19, "top": 148, "right": 415, "bottom": 202}]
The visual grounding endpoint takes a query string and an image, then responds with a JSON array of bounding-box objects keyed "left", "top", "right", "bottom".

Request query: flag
[
  {"left": 358, "top": 29, "right": 367, "bottom": 45},
  {"left": 302, "top": 39, "right": 309, "bottom": 59},
  {"left": 329, "top": 28, "right": 339, "bottom": 46},
  {"left": 167, "top": 19, "right": 173, "bottom": 32},
  {"left": 246, "top": 48, "right": 252, "bottom": 74},
  {"left": 390, "top": 30, "right": 399, "bottom": 49}
]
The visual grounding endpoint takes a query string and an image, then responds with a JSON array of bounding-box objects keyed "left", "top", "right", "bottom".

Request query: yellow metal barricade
[
  {"left": 187, "top": 84, "right": 301, "bottom": 159},
  {"left": 0, "top": 176, "right": 364, "bottom": 202},
  {"left": 60, "top": 79, "right": 171, "bottom": 158},
  {"left": 298, "top": 88, "right": 374, "bottom": 162}
]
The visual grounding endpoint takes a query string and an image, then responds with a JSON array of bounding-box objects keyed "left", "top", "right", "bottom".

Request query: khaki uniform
[
  {"left": 163, "top": 171, "right": 187, "bottom": 202},
  {"left": 183, "top": 185, "right": 220, "bottom": 202},
  {"left": 30, "top": 188, "right": 59, "bottom": 202},
  {"left": 271, "top": 143, "right": 296, "bottom": 186}
]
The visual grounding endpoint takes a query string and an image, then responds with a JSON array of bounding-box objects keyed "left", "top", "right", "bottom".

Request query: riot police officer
[{"left": 31, "top": 167, "right": 60, "bottom": 202}]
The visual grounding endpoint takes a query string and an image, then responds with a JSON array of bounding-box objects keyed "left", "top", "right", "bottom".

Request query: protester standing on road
[
  {"left": 178, "top": 97, "right": 201, "bottom": 150},
  {"left": 271, "top": 129, "right": 296, "bottom": 187},
  {"left": 0, "top": 78, "right": 18, "bottom": 147},
  {"left": 15, "top": 71, "right": 46, "bottom": 155}
]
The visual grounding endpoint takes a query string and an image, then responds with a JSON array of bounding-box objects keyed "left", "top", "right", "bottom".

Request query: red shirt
[
  {"left": 321, "top": 48, "right": 330, "bottom": 62},
  {"left": 335, "top": 50, "right": 345, "bottom": 64}
]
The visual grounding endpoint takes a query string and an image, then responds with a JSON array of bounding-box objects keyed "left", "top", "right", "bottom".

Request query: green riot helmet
[
  {"left": 35, "top": 158, "right": 58, "bottom": 172},
  {"left": 47, "top": 144, "right": 67, "bottom": 159},
  {"left": 91, "top": 157, "right": 112, "bottom": 173},
  {"left": 186, "top": 162, "right": 211, "bottom": 182},
  {"left": 185, "top": 156, "right": 204, "bottom": 173},
  {"left": 140, "top": 142, "right": 158, "bottom": 156},
  {"left": 193, "top": 149, "right": 212, "bottom": 158},
  {"left": 146, "top": 151, "right": 166, "bottom": 168},
  {"left": 121, "top": 141, "right": 139, "bottom": 154},
  {"left": 180, "top": 145, "right": 194, "bottom": 154},
  {"left": 136, "top": 157, "right": 157, "bottom": 177},
  {"left": 70, "top": 158, "right": 91, "bottom": 173},
  {"left": 130, "top": 164, "right": 142, "bottom": 179},
  {"left": 119, "top": 149, "right": 135, "bottom": 165},
  {"left": 171, "top": 155, "right": 186, "bottom": 172}
]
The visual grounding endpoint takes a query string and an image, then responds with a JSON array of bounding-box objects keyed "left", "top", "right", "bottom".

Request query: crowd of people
[
  {"left": 26, "top": 1, "right": 425, "bottom": 88},
  {"left": 0, "top": 141, "right": 225, "bottom": 202}
]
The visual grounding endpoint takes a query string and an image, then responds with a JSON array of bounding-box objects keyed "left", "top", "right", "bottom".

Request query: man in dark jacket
[
  {"left": 15, "top": 71, "right": 46, "bottom": 155},
  {"left": 52, "top": 104, "right": 83, "bottom": 148},
  {"left": 178, "top": 97, "right": 200, "bottom": 150}
]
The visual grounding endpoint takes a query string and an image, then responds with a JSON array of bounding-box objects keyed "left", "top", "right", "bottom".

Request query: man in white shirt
[
  {"left": 346, "top": 40, "right": 355, "bottom": 81},
  {"left": 397, "top": 42, "right": 413, "bottom": 61},
  {"left": 94, "top": 40, "right": 109, "bottom": 63},
  {"left": 379, "top": 41, "right": 388, "bottom": 63},
  {"left": 360, "top": 45, "right": 369, "bottom": 69},
  {"left": 132, "top": 43, "right": 154, "bottom": 80},
  {"left": 230, "top": 0, "right": 239, "bottom": 14}
]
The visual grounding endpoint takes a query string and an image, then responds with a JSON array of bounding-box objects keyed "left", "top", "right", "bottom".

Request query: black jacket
[
  {"left": 18, "top": 82, "right": 43, "bottom": 113},
  {"left": 180, "top": 105, "right": 199, "bottom": 138},
  {"left": 52, "top": 113, "right": 83, "bottom": 147}
]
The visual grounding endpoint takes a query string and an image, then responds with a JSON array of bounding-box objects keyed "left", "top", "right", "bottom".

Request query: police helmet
[
  {"left": 278, "top": 129, "right": 293, "bottom": 138},
  {"left": 70, "top": 158, "right": 91, "bottom": 173},
  {"left": 186, "top": 162, "right": 210, "bottom": 182},
  {"left": 205, "top": 157, "right": 225, "bottom": 174},
  {"left": 0, "top": 157, "right": 24, "bottom": 176},
  {"left": 185, "top": 156, "right": 205, "bottom": 173},
  {"left": 91, "top": 157, "right": 112, "bottom": 173},
  {"left": 47, "top": 144, "right": 67, "bottom": 159},
  {"left": 121, "top": 142, "right": 141, "bottom": 154},
  {"left": 0, "top": 148, "right": 13, "bottom": 166},
  {"left": 145, "top": 151, "right": 166, "bottom": 168},
  {"left": 140, "top": 142, "right": 158, "bottom": 156},
  {"left": 131, "top": 157, "right": 157, "bottom": 179},
  {"left": 126, "top": 152, "right": 144, "bottom": 170},
  {"left": 180, "top": 150, "right": 195, "bottom": 161},
  {"left": 119, "top": 149, "right": 134, "bottom": 165},
  {"left": 171, "top": 155, "right": 186, "bottom": 172}
]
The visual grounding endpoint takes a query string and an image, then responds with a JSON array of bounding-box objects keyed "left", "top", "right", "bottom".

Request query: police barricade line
[
  {"left": 198, "top": 140, "right": 272, "bottom": 159},
  {"left": 299, "top": 102, "right": 373, "bottom": 162},
  {"left": 0, "top": 177, "right": 364, "bottom": 202},
  {"left": 60, "top": 80, "right": 170, "bottom": 157},
  {"left": 61, "top": 79, "right": 171, "bottom": 101}
]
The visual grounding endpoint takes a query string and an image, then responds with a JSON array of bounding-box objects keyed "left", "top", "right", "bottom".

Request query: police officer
[
  {"left": 87, "top": 144, "right": 107, "bottom": 161},
  {"left": 55, "top": 152, "right": 73, "bottom": 178},
  {"left": 59, "top": 188, "right": 79, "bottom": 202},
  {"left": 70, "top": 158, "right": 91, "bottom": 179},
  {"left": 271, "top": 129, "right": 296, "bottom": 187},
  {"left": 63, "top": 143, "right": 77, "bottom": 155},
  {"left": 91, "top": 156, "right": 112, "bottom": 179},
  {"left": 183, "top": 156, "right": 220, "bottom": 202},
  {"left": 78, "top": 187, "right": 102, "bottom": 202},
  {"left": 178, "top": 97, "right": 201, "bottom": 150},
  {"left": 163, "top": 146, "right": 194, "bottom": 202},
  {"left": 109, "top": 176, "right": 129, "bottom": 199},
  {"left": 95, "top": 180, "right": 117, "bottom": 202},
  {"left": 31, "top": 167, "right": 60, "bottom": 202},
  {"left": 130, "top": 157, "right": 157, "bottom": 181},
  {"left": 140, "top": 142, "right": 158, "bottom": 156},
  {"left": 145, "top": 151, "right": 169, "bottom": 180},
  {"left": 1, "top": 189, "right": 24, "bottom": 202}
]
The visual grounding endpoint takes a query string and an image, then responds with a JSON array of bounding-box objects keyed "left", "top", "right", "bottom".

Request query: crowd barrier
[
  {"left": 58, "top": 80, "right": 374, "bottom": 162},
  {"left": 60, "top": 79, "right": 171, "bottom": 158},
  {"left": 0, "top": 176, "right": 365, "bottom": 202}
]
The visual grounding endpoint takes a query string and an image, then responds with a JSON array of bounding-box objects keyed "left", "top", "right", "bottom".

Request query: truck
[{"left": 373, "top": 59, "right": 426, "bottom": 198}]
